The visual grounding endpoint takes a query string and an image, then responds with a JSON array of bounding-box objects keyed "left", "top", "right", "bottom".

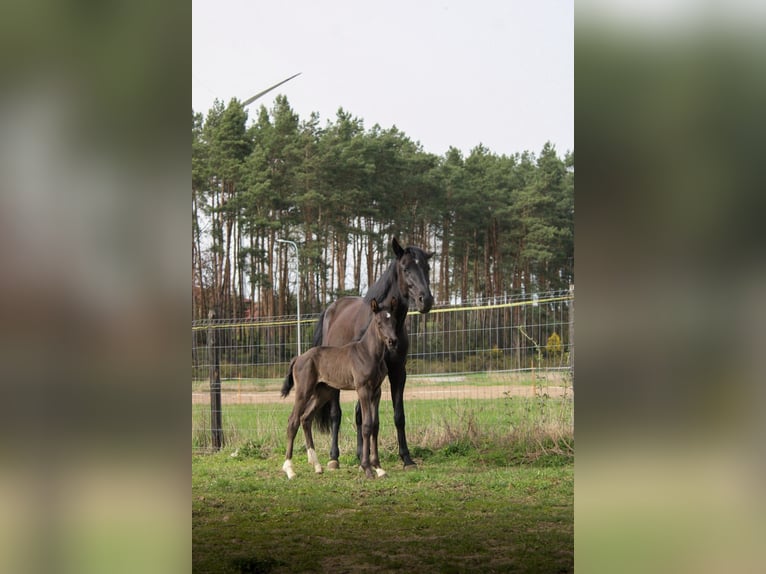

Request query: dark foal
[{"left": 281, "top": 298, "right": 399, "bottom": 479}]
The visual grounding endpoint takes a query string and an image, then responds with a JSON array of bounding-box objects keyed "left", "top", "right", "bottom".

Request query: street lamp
[{"left": 276, "top": 238, "right": 301, "bottom": 354}]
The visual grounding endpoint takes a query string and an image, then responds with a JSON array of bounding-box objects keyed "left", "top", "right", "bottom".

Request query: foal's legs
[
  {"left": 356, "top": 364, "right": 416, "bottom": 469},
  {"left": 369, "top": 385, "right": 386, "bottom": 477},
  {"left": 283, "top": 398, "right": 303, "bottom": 479},
  {"left": 327, "top": 389, "right": 342, "bottom": 469},
  {"left": 300, "top": 393, "right": 324, "bottom": 474},
  {"left": 355, "top": 400, "right": 364, "bottom": 463}
]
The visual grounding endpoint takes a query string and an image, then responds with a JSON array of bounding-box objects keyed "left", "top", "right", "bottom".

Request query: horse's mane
[
  {"left": 363, "top": 244, "right": 430, "bottom": 309},
  {"left": 364, "top": 259, "right": 402, "bottom": 306}
]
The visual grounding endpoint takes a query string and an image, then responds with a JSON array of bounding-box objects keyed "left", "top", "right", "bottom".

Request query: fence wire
[{"left": 192, "top": 289, "right": 574, "bottom": 453}]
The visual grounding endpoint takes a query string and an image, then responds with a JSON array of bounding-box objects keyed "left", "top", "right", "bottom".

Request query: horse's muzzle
[
  {"left": 387, "top": 337, "right": 398, "bottom": 349},
  {"left": 417, "top": 293, "right": 434, "bottom": 313}
]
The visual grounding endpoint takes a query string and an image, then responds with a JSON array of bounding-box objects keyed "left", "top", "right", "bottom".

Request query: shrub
[{"left": 546, "top": 332, "right": 562, "bottom": 357}]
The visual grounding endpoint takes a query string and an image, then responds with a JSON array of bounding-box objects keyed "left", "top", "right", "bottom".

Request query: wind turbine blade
[{"left": 242, "top": 72, "right": 302, "bottom": 107}]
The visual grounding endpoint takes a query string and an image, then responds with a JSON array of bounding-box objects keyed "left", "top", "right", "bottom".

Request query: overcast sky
[{"left": 193, "top": 1, "right": 573, "bottom": 158}]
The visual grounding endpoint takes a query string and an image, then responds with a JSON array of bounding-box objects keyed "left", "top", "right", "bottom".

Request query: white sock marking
[
  {"left": 307, "top": 448, "right": 323, "bottom": 473},
  {"left": 283, "top": 459, "right": 296, "bottom": 479}
]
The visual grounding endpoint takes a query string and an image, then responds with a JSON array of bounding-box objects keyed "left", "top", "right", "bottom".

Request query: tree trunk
[
  {"left": 336, "top": 230, "right": 347, "bottom": 294},
  {"left": 249, "top": 233, "right": 256, "bottom": 318},
  {"left": 353, "top": 225, "right": 362, "bottom": 293},
  {"left": 440, "top": 218, "right": 450, "bottom": 303},
  {"left": 367, "top": 219, "right": 378, "bottom": 291},
  {"left": 492, "top": 219, "right": 502, "bottom": 298},
  {"left": 484, "top": 231, "right": 492, "bottom": 299},
  {"left": 461, "top": 247, "right": 469, "bottom": 302},
  {"left": 472, "top": 231, "right": 480, "bottom": 299},
  {"left": 192, "top": 188, "right": 207, "bottom": 319}
]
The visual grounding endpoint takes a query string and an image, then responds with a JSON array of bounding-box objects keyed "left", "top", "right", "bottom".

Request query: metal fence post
[
  {"left": 208, "top": 310, "right": 224, "bottom": 449},
  {"left": 569, "top": 284, "right": 574, "bottom": 388}
]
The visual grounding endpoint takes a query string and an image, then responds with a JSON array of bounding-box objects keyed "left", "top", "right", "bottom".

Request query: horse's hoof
[
  {"left": 403, "top": 463, "right": 418, "bottom": 471},
  {"left": 374, "top": 468, "right": 387, "bottom": 478},
  {"left": 327, "top": 460, "right": 340, "bottom": 470},
  {"left": 283, "top": 460, "right": 297, "bottom": 479}
]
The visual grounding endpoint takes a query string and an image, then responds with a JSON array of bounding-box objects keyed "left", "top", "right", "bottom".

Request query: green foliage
[
  {"left": 193, "top": 95, "right": 574, "bottom": 318},
  {"left": 229, "top": 439, "right": 271, "bottom": 459},
  {"left": 441, "top": 440, "right": 473, "bottom": 458},
  {"left": 546, "top": 332, "right": 563, "bottom": 356}
]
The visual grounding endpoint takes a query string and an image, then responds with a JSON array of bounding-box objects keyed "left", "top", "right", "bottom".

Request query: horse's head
[
  {"left": 392, "top": 237, "right": 434, "bottom": 313},
  {"left": 370, "top": 297, "right": 398, "bottom": 350}
]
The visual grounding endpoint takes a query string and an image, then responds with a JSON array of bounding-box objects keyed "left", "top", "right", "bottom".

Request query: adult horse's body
[
  {"left": 281, "top": 298, "right": 399, "bottom": 479},
  {"left": 313, "top": 237, "right": 433, "bottom": 469}
]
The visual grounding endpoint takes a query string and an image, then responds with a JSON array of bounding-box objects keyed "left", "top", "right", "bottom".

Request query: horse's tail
[
  {"left": 309, "top": 310, "right": 334, "bottom": 433},
  {"left": 313, "top": 400, "right": 333, "bottom": 434},
  {"left": 312, "top": 309, "right": 326, "bottom": 348},
  {"left": 281, "top": 357, "right": 297, "bottom": 398}
]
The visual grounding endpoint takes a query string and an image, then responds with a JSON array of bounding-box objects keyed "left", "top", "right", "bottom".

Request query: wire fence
[{"left": 192, "top": 288, "right": 574, "bottom": 454}]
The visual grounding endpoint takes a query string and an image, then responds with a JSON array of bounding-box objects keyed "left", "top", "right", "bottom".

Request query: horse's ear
[
  {"left": 370, "top": 298, "right": 379, "bottom": 313},
  {"left": 392, "top": 237, "right": 404, "bottom": 258},
  {"left": 425, "top": 251, "right": 434, "bottom": 260}
]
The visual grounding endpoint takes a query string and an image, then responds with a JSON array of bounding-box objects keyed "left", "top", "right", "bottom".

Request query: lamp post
[{"left": 276, "top": 238, "right": 301, "bottom": 354}]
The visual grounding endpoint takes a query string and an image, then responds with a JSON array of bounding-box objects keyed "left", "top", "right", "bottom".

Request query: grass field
[
  {"left": 193, "top": 448, "right": 573, "bottom": 573},
  {"left": 193, "top": 393, "right": 573, "bottom": 463},
  {"left": 192, "top": 394, "right": 573, "bottom": 573}
]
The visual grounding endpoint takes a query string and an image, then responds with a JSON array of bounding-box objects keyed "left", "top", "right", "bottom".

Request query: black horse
[{"left": 311, "top": 237, "right": 433, "bottom": 469}]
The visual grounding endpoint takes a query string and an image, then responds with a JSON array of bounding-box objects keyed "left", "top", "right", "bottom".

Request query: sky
[{"left": 193, "top": 0, "right": 573, "bottom": 158}]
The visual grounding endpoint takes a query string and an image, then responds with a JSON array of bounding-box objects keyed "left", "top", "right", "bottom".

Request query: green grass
[
  {"left": 193, "top": 394, "right": 573, "bottom": 572},
  {"left": 192, "top": 449, "right": 573, "bottom": 573},
  {"left": 193, "top": 395, "right": 573, "bottom": 465}
]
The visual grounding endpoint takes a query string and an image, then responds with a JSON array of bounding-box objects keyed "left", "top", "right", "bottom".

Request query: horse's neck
[
  {"left": 394, "top": 299, "right": 409, "bottom": 326},
  {"left": 368, "top": 262, "right": 409, "bottom": 308},
  {"left": 359, "top": 321, "right": 385, "bottom": 358}
]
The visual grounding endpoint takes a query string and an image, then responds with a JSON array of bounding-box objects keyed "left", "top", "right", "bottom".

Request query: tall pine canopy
[{"left": 192, "top": 97, "right": 573, "bottom": 320}]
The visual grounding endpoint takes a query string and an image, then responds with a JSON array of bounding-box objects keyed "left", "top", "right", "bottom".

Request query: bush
[{"left": 546, "top": 332, "right": 562, "bottom": 357}]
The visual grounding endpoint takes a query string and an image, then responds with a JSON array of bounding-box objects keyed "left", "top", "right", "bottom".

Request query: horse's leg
[
  {"left": 283, "top": 402, "right": 301, "bottom": 479},
  {"left": 354, "top": 400, "right": 363, "bottom": 462},
  {"left": 388, "top": 362, "right": 417, "bottom": 469},
  {"left": 356, "top": 386, "right": 375, "bottom": 479},
  {"left": 327, "top": 389, "right": 342, "bottom": 470},
  {"left": 370, "top": 385, "right": 386, "bottom": 478},
  {"left": 300, "top": 394, "right": 324, "bottom": 474}
]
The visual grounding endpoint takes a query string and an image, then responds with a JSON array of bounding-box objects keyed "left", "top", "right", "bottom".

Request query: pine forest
[{"left": 192, "top": 96, "right": 573, "bottom": 320}]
